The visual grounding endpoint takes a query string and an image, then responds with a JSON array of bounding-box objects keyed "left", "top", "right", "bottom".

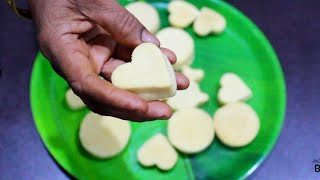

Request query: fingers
[
  {"left": 80, "top": 0, "right": 159, "bottom": 48},
  {"left": 144, "top": 101, "right": 173, "bottom": 120},
  {"left": 100, "top": 59, "right": 126, "bottom": 81},
  {"left": 161, "top": 48, "right": 177, "bottom": 64},
  {"left": 87, "top": 35, "right": 117, "bottom": 72},
  {"left": 80, "top": 76, "right": 172, "bottom": 121},
  {"left": 175, "top": 72, "right": 190, "bottom": 90}
]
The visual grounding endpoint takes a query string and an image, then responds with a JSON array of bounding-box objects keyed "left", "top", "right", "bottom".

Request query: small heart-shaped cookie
[
  {"left": 218, "top": 73, "right": 252, "bottom": 104},
  {"left": 193, "top": 7, "right": 226, "bottom": 36},
  {"left": 168, "top": 0, "right": 199, "bottom": 28},
  {"left": 111, "top": 43, "right": 177, "bottom": 101},
  {"left": 137, "top": 134, "right": 178, "bottom": 171},
  {"left": 167, "top": 81, "right": 209, "bottom": 110}
]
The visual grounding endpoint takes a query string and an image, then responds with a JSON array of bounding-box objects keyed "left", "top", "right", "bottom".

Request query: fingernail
[{"left": 142, "top": 29, "right": 160, "bottom": 46}]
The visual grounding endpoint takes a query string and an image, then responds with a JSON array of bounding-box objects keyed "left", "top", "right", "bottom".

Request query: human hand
[{"left": 27, "top": 0, "right": 189, "bottom": 121}]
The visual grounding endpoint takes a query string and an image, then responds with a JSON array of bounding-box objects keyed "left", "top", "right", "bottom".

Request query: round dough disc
[
  {"left": 156, "top": 27, "right": 194, "bottom": 70},
  {"left": 79, "top": 112, "right": 131, "bottom": 158},
  {"left": 168, "top": 108, "right": 214, "bottom": 154},
  {"left": 126, "top": 2, "right": 160, "bottom": 34},
  {"left": 66, "top": 88, "right": 85, "bottom": 110},
  {"left": 213, "top": 102, "right": 260, "bottom": 147}
]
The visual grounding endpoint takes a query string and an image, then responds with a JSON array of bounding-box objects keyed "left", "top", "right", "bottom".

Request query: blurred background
[{"left": 1, "top": 0, "right": 320, "bottom": 179}]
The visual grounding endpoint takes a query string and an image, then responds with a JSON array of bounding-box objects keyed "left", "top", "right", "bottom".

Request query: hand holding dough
[
  {"left": 79, "top": 112, "right": 131, "bottom": 158},
  {"left": 137, "top": 134, "right": 178, "bottom": 171},
  {"left": 168, "top": 0, "right": 199, "bottom": 28},
  {"left": 168, "top": 108, "right": 214, "bottom": 154},
  {"left": 66, "top": 88, "right": 85, "bottom": 110},
  {"left": 111, "top": 43, "right": 177, "bottom": 101},
  {"left": 167, "top": 81, "right": 209, "bottom": 110},
  {"left": 218, "top": 73, "right": 252, "bottom": 104},
  {"left": 194, "top": 7, "right": 226, "bottom": 36},
  {"left": 126, "top": 2, "right": 160, "bottom": 34},
  {"left": 213, "top": 103, "right": 260, "bottom": 147},
  {"left": 156, "top": 28, "right": 195, "bottom": 70}
]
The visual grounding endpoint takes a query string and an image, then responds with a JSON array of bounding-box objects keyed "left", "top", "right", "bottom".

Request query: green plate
[{"left": 30, "top": 0, "right": 286, "bottom": 179}]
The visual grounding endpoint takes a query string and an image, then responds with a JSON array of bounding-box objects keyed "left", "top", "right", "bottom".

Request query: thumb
[{"left": 82, "top": 0, "right": 160, "bottom": 48}]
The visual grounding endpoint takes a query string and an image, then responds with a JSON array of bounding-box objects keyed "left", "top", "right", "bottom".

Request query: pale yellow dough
[
  {"left": 79, "top": 112, "right": 131, "bottom": 159},
  {"left": 182, "top": 66, "right": 204, "bottom": 82},
  {"left": 213, "top": 102, "right": 260, "bottom": 147},
  {"left": 66, "top": 88, "right": 85, "bottom": 110},
  {"left": 167, "top": 81, "right": 209, "bottom": 110},
  {"left": 111, "top": 43, "right": 177, "bottom": 101},
  {"left": 193, "top": 7, "right": 226, "bottom": 36},
  {"left": 126, "top": 2, "right": 160, "bottom": 34},
  {"left": 218, "top": 73, "right": 252, "bottom": 104},
  {"left": 168, "top": 108, "right": 214, "bottom": 154},
  {"left": 156, "top": 27, "right": 195, "bottom": 70},
  {"left": 137, "top": 134, "right": 178, "bottom": 171},
  {"left": 168, "top": 0, "right": 199, "bottom": 28}
]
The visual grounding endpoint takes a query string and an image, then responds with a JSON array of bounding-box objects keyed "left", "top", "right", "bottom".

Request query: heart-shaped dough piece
[
  {"left": 156, "top": 28, "right": 195, "bottom": 70},
  {"left": 66, "top": 88, "right": 86, "bottom": 110},
  {"left": 218, "top": 73, "right": 252, "bottom": 104},
  {"left": 167, "top": 81, "right": 209, "bottom": 110},
  {"left": 182, "top": 66, "right": 205, "bottom": 82},
  {"left": 137, "top": 134, "right": 178, "bottom": 171},
  {"left": 79, "top": 112, "right": 131, "bottom": 159},
  {"left": 193, "top": 7, "right": 226, "bottom": 36},
  {"left": 126, "top": 2, "right": 160, "bottom": 34},
  {"left": 168, "top": 0, "right": 199, "bottom": 28},
  {"left": 111, "top": 43, "right": 177, "bottom": 101},
  {"left": 168, "top": 108, "right": 214, "bottom": 154},
  {"left": 213, "top": 102, "right": 260, "bottom": 147}
]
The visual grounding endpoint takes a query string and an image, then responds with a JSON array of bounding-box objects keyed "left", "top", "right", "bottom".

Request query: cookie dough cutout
[
  {"left": 126, "top": 2, "right": 160, "bottom": 34},
  {"left": 168, "top": 108, "right": 214, "bottom": 154},
  {"left": 111, "top": 43, "right": 177, "bottom": 101},
  {"left": 168, "top": 0, "right": 199, "bottom": 28},
  {"left": 193, "top": 7, "right": 226, "bottom": 36},
  {"left": 213, "top": 102, "right": 260, "bottom": 147},
  {"left": 66, "top": 88, "right": 85, "bottom": 110},
  {"left": 182, "top": 66, "right": 205, "bottom": 82},
  {"left": 137, "top": 134, "right": 178, "bottom": 171},
  {"left": 167, "top": 81, "right": 209, "bottom": 110},
  {"left": 218, "top": 73, "right": 252, "bottom": 104},
  {"left": 79, "top": 112, "right": 131, "bottom": 159},
  {"left": 156, "top": 27, "right": 195, "bottom": 70}
]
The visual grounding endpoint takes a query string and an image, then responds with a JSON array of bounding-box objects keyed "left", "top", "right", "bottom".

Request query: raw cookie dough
[
  {"left": 156, "top": 27, "right": 195, "bottom": 70},
  {"left": 193, "top": 7, "right": 226, "bottom": 36},
  {"left": 126, "top": 2, "right": 160, "bottom": 34},
  {"left": 182, "top": 66, "right": 204, "bottom": 82},
  {"left": 213, "top": 102, "right": 260, "bottom": 147},
  {"left": 66, "top": 88, "right": 85, "bottom": 110},
  {"left": 111, "top": 43, "right": 177, "bottom": 101},
  {"left": 137, "top": 134, "right": 178, "bottom": 171},
  {"left": 79, "top": 112, "right": 131, "bottom": 158},
  {"left": 168, "top": 0, "right": 199, "bottom": 28},
  {"left": 168, "top": 108, "right": 214, "bottom": 154},
  {"left": 218, "top": 73, "right": 252, "bottom": 104},
  {"left": 167, "top": 81, "right": 209, "bottom": 110}
]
